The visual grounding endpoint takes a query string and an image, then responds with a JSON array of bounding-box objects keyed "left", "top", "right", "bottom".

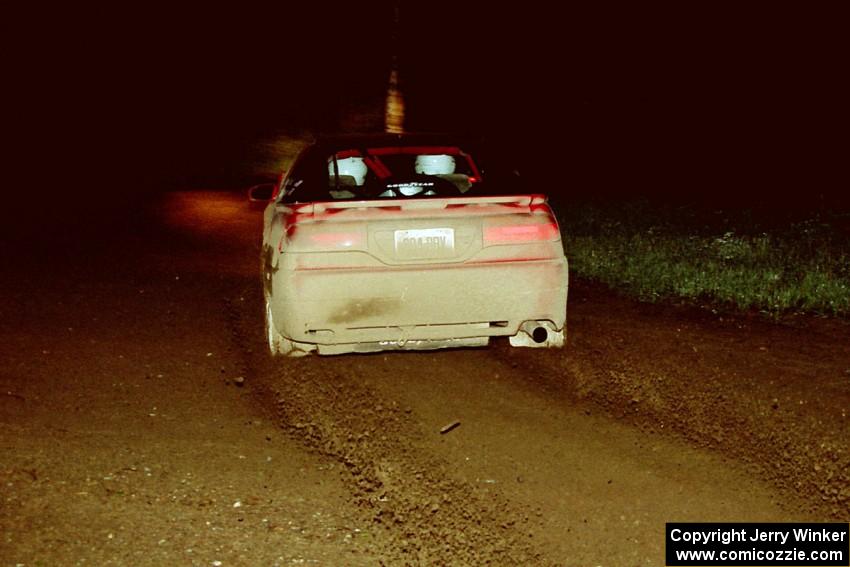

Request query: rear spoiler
[{"left": 291, "top": 194, "right": 549, "bottom": 214}]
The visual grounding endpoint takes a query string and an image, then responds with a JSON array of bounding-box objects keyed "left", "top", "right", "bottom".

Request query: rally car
[{"left": 256, "top": 133, "right": 568, "bottom": 356}]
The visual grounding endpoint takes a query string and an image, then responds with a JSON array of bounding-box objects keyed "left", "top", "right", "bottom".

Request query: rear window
[{"left": 280, "top": 143, "right": 525, "bottom": 203}]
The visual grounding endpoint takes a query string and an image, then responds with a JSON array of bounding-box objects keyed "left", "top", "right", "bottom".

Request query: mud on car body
[{"left": 256, "top": 133, "right": 568, "bottom": 356}]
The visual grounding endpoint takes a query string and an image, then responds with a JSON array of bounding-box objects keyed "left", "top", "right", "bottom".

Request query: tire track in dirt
[
  {"left": 223, "top": 288, "right": 548, "bottom": 565},
  {"left": 492, "top": 282, "right": 850, "bottom": 520}
]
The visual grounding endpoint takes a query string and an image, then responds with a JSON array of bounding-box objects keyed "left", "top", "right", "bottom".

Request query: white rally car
[{"left": 256, "top": 134, "right": 568, "bottom": 356}]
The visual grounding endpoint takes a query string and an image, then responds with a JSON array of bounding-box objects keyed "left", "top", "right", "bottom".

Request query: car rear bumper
[{"left": 269, "top": 256, "right": 568, "bottom": 347}]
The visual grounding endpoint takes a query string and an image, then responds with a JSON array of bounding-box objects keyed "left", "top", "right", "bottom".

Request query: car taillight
[
  {"left": 309, "top": 231, "right": 364, "bottom": 248},
  {"left": 279, "top": 229, "right": 365, "bottom": 252},
  {"left": 483, "top": 222, "right": 560, "bottom": 244}
]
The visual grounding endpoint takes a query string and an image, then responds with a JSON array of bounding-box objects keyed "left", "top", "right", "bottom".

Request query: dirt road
[{"left": 2, "top": 191, "right": 847, "bottom": 566}]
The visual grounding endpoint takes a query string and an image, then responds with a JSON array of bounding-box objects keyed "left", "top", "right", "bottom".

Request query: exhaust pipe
[
  {"left": 509, "top": 320, "right": 565, "bottom": 349},
  {"left": 531, "top": 326, "right": 548, "bottom": 344}
]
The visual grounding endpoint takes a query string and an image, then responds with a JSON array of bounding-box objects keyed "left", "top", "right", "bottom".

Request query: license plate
[{"left": 394, "top": 228, "right": 455, "bottom": 258}]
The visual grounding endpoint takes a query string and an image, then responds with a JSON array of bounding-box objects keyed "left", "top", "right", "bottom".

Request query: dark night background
[{"left": 5, "top": 3, "right": 847, "bottom": 238}]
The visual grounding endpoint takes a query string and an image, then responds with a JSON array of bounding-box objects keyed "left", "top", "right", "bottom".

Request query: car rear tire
[
  {"left": 265, "top": 296, "right": 312, "bottom": 357},
  {"left": 265, "top": 296, "right": 293, "bottom": 356}
]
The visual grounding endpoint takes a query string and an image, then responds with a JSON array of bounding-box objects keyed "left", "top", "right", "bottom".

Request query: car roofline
[{"left": 312, "top": 132, "right": 484, "bottom": 153}]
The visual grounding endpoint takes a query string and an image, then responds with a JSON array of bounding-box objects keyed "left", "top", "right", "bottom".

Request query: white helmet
[
  {"left": 415, "top": 154, "right": 456, "bottom": 175},
  {"left": 328, "top": 156, "right": 368, "bottom": 185}
]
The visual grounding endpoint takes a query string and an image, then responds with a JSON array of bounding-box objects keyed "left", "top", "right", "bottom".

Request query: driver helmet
[
  {"left": 328, "top": 156, "right": 368, "bottom": 185},
  {"left": 414, "top": 154, "right": 456, "bottom": 175}
]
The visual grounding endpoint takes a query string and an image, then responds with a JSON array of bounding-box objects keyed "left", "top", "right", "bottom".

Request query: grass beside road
[{"left": 557, "top": 199, "right": 850, "bottom": 318}]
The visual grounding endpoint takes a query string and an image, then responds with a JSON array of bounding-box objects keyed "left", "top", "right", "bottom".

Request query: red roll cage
[{"left": 331, "top": 146, "right": 482, "bottom": 181}]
